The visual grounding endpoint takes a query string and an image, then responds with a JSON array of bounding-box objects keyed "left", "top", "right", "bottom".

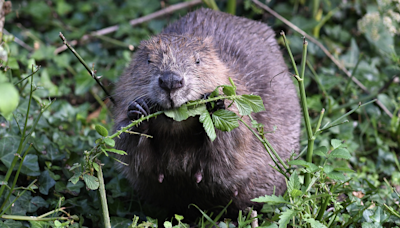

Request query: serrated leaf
[
  {"left": 288, "top": 160, "right": 318, "bottom": 172},
  {"left": 95, "top": 124, "right": 108, "bottom": 137},
  {"left": 326, "top": 171, "right": 347, "bottom": 181},
  {"left": 222, "top": 85, "right": 235, "bottom": 96},
  {"left": 104, "top": 138, "right": 115, "bottom": 147},
  {"left": 329, "top": 148, "right": 351, "bottom": 159},
  {"left": 164, "top": 105, "right": 189, "bottom": 121},
  {"left": 279, "top": 209, "right": 296, "bottom": 228},
  {"left": 330, "top": 139, "right": 342, "bottom": 149},
  {"left": 212, "top": 109, "right": 239, "bottom": 132},
  {"left": 241, "top": 94, "right": 265, "bottom": 113},
  {"left": 186, "top": 104, "right": 207, "bottom": 117},
  {"left": 290, "top": 189, "right": 303, "bottom": 198},
  {"left": 106, "top": 148, "right": 127, "bottom": 155},
  {"left": 304, "top": 218, "right": 327, "bottom": 228},
  {"left": 83, "top": 174, "right": 99, "bottom": 190},
  {"left": 199, "top": 110, "right": 216, "bottom": 141},
  {"left": 235, "top": 98, "right": 252, "bottom": 116},
  {"left": 288, "top": 171, "right": 300, "bottom": 193},
  {"left": 314, "top": 146, "right": 328, "bottom": 157},
  {"left": 251, "top": 195, "right": 290, "bottom": 205}
]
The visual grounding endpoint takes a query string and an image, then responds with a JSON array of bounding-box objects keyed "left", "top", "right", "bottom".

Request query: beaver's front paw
[
  {"left": 127, "top": 98, "right": 150, "bottom": 121},
  {"left": 203, "top": 93, "right": 225, "bottom": 113}
]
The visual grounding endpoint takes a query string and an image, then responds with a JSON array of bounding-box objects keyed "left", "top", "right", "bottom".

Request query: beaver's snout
[{"left": 159, "top": 71, "right": 184, "bottom": 91}]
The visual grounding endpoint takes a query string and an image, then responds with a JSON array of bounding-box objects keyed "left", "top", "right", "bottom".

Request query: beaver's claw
[{"left": 127, "top": 98, "right": 150, "bottom": 121}]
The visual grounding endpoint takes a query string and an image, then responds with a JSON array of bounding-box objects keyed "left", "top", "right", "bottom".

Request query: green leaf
[
  {"left": 287, "top": 171, "right": 301, "bottom": 193},
  {"left": 234, "top": 98, "right": 252, "bottom": 116},
  {"left": 0, "top": 135, "right": 20, "bottom": 168},
  {"left": 164, "top": 221, "right": 172, "bottom": 228},
  {"left": 199, "top": 109, "right": 216, "bottom": 141},
  {"left": 39, "top": 170, "right": 56, "bottom": 195},
  {"left": 304, "top": 218, "right": 327, "bottom": 228},
  {"left": 0, "top": 83, "right": 19, "bottom": 120},
  {"left": 212, "top": 109, "right": 239, "bottom": 132},
  {"left": 104, "top": 138, "right": 115, "bottom": 147},
  {"left": 278, "top": 209, "right": 296, "bottom": 228},
  {"left": 69, "top": 171, "right": 81, "bottom": 185},
  {"left": 241, "top": 94, "right": 265, "bottom": 113},
  {"left": 323, "top": 165, "right": 334, "bottom": 173},
  {"left": 288, "top": 160, "right": 318, "bottom": 172},
  {"left": 314, "top": 146, "right": 328, "bottom": 157},
  {"left": 329, "top": 148, "right": 351, "bottom": 160},
  {"left": 186, "top": 104, "right": 207, "bottom": 117},
  {"left": 66, "top": 181, "right": 84, "bottom": 195},
  {"left": 95, "top": 124, "right": 108, "bottom": 137},
  {"left": 290, "top": 189, "right": 303, "bottom": 198},
  {"left": 21, "top": 154, "right": 40, "bottom": 176},
  {"left": 330, "top": 139, "right": 342, "bottom": 149},
  {"left": 174, "top": 214, "right": 184, "bottom": 222},
  {"left": 106, "top": 148, "right": 127, "bottom": 155},
  {"left": 164, "top": 105, "right": 189, "bottom": 121},
  {"left": 83, "top": 174, "right": 99, "bottom": 190},
  {"left": 334, "top": 167, "right": 355, "bottom": 173},
  {"left": 326, "top": 171, "right": 348, "bottom": 181},
  {"left": 251, "top": 195, "right": 290, "bottom": 205},
  {"left": 222, "top": 85, "right": 236, "bottom": 96}
]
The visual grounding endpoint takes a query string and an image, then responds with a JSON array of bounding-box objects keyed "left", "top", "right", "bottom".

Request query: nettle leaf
[
  {"left": 329, "top": 148, "right": 351, "bottom": 160},
  {"left": 304, "top": 218, "right": 327, "bottom": 228},
  {"left": 95, "top": 124, "right": 108, "bottom": 137},
  {"left": 288, "top": 160, "right": 318, "bottom": 172},
  {"left": 164, "top": 105, "right": 189, "bottom": 121},
  {"left": 241, "top": 95, "right": 265, "bottom": 113},
  {"left": 287, "top": 171, "right": 301, "bottom": 193},
  {"left": 330, "top": 139, "right": 342, "bottom": 149},
  {"left": 103, "top": 138, "right": 115, "bottom": 147},
  {"left": 279, "top": 209, "right": 296, "bottom": 228},
  {"left": 251, "top": 195, "right": 290, "bottom": 205},
  {"left": 235, "top": 98, "right": 252, "bottom": 116},
  {"left": 199, "top": 109, "right": 216, "bottom": 141},
  {"left": 222, "top": 85, "right": 236, "bottom": 96},
  {"left": 83, "top": 174, "right": 99, "bottom": 190},
  {"left": 314, "top": 146, "right": 328, "bottom": 157},
  {"left": 212, "top": 109, "right": 239, "bottom": 132}
]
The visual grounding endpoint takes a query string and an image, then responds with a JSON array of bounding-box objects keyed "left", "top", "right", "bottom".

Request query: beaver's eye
[
  {"left": 195, "top": 57, "right": 200, "bottom": 65},
  {"left": 147, "top": 58, "right": 152, "bottom": 64}
]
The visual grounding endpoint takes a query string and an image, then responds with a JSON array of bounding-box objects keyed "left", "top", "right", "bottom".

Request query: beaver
[{"left": 113, "top": 8, "right": 301, "bottom": 219}]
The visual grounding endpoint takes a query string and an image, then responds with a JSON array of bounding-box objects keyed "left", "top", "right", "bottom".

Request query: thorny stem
[{"left": 59, "top": 33, "right": 115, "bottom": 104}]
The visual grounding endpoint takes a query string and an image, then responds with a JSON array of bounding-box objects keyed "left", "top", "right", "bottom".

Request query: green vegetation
[{"left": 1, "top": 0, "right": 399, "bottom": 227}]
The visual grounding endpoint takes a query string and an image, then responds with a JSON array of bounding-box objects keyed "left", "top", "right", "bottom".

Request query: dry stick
[
  {"left": 252, "top": 0, "right": 393, "bottom": 118},
  {"left": 54, "top": 0, "right": 203, "bottom": 54}
]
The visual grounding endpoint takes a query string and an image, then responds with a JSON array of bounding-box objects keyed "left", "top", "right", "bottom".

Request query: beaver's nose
[{"left": 159, "top": 72, "right": 184, "bottom": 91}]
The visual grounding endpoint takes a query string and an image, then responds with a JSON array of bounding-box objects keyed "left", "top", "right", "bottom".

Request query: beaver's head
[{"left": 129, "top": 34, "right": 229, "bottom": 110}]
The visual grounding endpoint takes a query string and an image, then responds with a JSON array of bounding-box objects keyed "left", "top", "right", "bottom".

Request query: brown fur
[{"left": 113, "top": 8, "right": 301, "bottom": 219}]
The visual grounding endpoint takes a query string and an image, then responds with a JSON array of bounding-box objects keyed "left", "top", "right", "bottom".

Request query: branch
[
  {"left": 252, "top": 0, "right": 393, "bottom": 118},
  {"left": 54, "top": 0, "right": 202, "bottom": 54}
]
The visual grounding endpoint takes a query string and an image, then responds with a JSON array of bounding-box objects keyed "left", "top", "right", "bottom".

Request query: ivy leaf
[
  {"left": 39, "top": 170, "right": 56, "bottom": 195},
  {"left": 241, "top": 95, "right": 265, "bottom": 113},
  {"left": 83, "top": 174, "right": 99, "bottom": 190},
  {"left": 21, "top": 154, "right": 40, "bottom": 176},
  {"left": 199, "top": 110, "right": 216, "bottom": 141},
  {"left": 251, "top": 195, "right": 290, "bottom": 205},
  {"left": 278, "top": 209, "right": 296, "bottom": 228},
  {"left": 329, "top": 148, "right": 351, "bottom": 160},
  {"left": 212, "top": 109, "right": 239, "bottom": 132},
  {"left": 95, "top": 124, "right": 108, "bottom": 137},
  {"left": 164, "top": 105, "right": 189, "bottom": 121}
]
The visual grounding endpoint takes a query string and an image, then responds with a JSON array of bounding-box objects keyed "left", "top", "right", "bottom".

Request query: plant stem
[
  {"left": 226, "top": 0, "right": 236, "bottom": 15},
  {"left": 97, "top": 160, "right": 111, "bottom": 228},
  {"left": 0, "top": 180, "right": 37, "bottom": 217}
]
